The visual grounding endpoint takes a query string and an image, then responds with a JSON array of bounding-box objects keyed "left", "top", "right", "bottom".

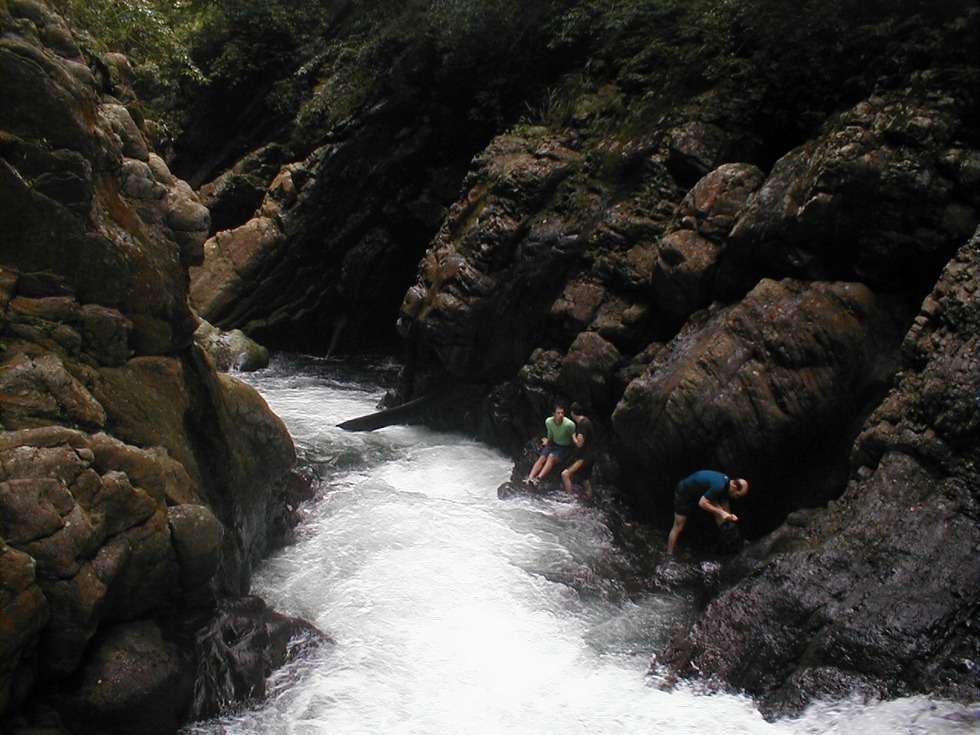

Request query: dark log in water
[{"left": 337, "top": 384, "right": 486, "bottom": 431}]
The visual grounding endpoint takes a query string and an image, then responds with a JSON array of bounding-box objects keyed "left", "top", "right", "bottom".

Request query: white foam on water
[{"left": 182, "top": 356, "right": 978, "bottom": 735}]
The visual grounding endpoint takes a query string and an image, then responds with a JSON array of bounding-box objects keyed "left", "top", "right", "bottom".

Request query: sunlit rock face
[{"left": 1, "top": 1, "right": 318, "bottom": 731}]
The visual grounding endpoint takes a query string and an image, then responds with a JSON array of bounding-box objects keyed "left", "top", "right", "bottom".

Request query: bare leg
[
  {"left": 527, "top": 454, "right": 547, "bottom": 481},
  {"left": 538, "top": 454, "right": 558, "bottom": 480},
  {"left": 561, "top": 460, "right": 584, "bottom": 494},
  {"left": 667, "top": 514, "right": 687, "bottom": 555}
]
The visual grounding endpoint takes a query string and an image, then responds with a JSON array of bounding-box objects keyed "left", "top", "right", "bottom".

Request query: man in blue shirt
[{"left": 667, "top": 470, "right": 750, "bottom": 555}]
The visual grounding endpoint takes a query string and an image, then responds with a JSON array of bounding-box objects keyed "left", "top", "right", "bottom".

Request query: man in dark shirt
[
  {"left": 561, "top": 403, "right": 595, "bottom": 500},
  {"left": 667, "top": 470, "right": 749, "bottom": 554}
]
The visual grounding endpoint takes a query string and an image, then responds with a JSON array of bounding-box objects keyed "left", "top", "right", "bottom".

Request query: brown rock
[
  {"left": 167, "top": 504, "right": 224, "bottom": 604},
  {"left": 77, "top": 304, "right": 133, "bottom": 366},
  {"left": 98, "top": 103, "right": 150, "bottom": 162},
  {"left": 0, "top": 479, "right": 72, "bottom": 546},
  {"left": 724, "top": 96, "right": 977, "bottom": 294},
  {"left": 0, "top": 350, "right": 107, "bottom": 429},
  {"left": 612, "top": 278, "right": 909, "bottom": 526},
  {"left": 558, "top": 331, "right": 623, "bottom": 412},
  {"left": 0, "top": 543, "right": 49, "bottom": 717},
  {"left": 190, "top": 216, "right": 285, "bottom": 321},
  {"left": 678, "top": 162, "right": 766, "bottom": 241},
  {"left": 60, "top": 620, "right": 193, "bottom": 735}
]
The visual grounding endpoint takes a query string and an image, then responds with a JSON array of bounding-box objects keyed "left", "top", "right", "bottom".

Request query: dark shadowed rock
[
  {"left": 56, "top": 598, "right": 327, "bottom": 735},
  {"left": 189, "top": 596, "right": 327, "bottom": 721},
  {"left": 611, "top": 277, "right": 909, "bottom": 530},
  {"left": 721, "top": 96, "right": 978, "bottom": 298},
  {"left": 59, "top": 620, "right": 193, "bottom": 735},
  {"left": 655, "top": 235, "right": 979, "bottom": 717}
]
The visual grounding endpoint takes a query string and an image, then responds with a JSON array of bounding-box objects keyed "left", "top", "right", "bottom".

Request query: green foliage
[
  {"left": 47, "top": 0, "right": 977, "bottom": 163},
  {"left": 520, "top": 0, "right": 978, "bottom": 136},
  {"left": 284, "top": 0, "right": 572, "bottom": 151},
  {"left": 47, "top": 0, "right": 203, "bottom": 141},
  {"left": 182, "top": 0, "right": 348, "bottom": 86},
  {"left": 48, "top": 0, "right": 199, "bottom": 76}
]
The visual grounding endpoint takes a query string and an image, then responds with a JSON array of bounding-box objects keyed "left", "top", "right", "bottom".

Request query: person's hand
[{"left": 725, "top": 512, "right": 739, "bottom": 522}]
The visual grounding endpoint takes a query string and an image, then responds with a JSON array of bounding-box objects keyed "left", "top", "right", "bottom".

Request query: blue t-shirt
[{"left": 678, "top": 470, "right": 731, "bottom": 503}]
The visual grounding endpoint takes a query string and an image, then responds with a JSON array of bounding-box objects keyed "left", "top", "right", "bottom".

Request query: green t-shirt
[{"left": 545, "top": 416, "right": 576, "bottom": 446}]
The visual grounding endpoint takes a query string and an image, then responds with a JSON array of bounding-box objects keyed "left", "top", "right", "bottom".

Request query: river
[{"left": 182, "top": 354, "right": 978, "bottom": 735}]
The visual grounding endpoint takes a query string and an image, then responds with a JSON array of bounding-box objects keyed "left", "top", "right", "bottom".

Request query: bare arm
[{"left": 699, "top": 495, "right": 738, "bottom": 522}]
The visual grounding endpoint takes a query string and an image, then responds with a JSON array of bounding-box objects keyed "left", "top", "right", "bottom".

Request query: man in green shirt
[{"left": 526, "top": 404, "right": 576, "bottom": 485}]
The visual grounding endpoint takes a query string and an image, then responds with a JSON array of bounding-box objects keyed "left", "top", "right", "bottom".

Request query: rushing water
[{"left": 183, "top": 355, "right": 978, "bottom": 735}]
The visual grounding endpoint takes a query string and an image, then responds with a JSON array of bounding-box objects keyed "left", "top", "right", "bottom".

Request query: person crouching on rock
[
  {"left": 561, "top": 402, "right": 595, "bottom": 501},
  {"left": 667, "top": 470, "right": 749, "bottom": 555},
  {"left": 526, "top": 403, "right": 576, "bottom": 486}
]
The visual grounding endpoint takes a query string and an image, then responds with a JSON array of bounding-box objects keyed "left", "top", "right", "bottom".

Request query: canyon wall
[{"left": 9, "top": 0, "right": 975, "bottom": 724}]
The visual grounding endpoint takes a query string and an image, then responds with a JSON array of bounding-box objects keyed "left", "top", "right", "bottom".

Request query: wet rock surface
[
  {"left": 384, "top": 65, "right": 977, "bottom": 717},
  {"left": 1, "top": 3, "right": 315, "bottom": 732},
  {"left": 655, "top": 235, "right": 979, "bottom": 717},
  {"left": 5, "top": 0, "right": 978, "bottom": 726}
]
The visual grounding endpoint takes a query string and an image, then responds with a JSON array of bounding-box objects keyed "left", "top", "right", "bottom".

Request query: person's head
[
  {"left": 553, "top": 404, "right": 566, "bottom": 421},
  {"left": 730, "top": 478, "right": 749, "bottom": 498},
  {"left": 569, "top": 402, "right": 585, "bottom": 419}
]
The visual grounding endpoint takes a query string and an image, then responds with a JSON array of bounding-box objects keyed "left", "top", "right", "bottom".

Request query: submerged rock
[{"left": 189, "top": 596, "right": 328, "bottom": 721}]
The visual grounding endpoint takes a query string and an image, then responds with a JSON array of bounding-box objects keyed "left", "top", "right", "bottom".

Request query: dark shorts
[
  {"left": 567, "top": 454, "right": 595, "bottom": 479},
  {"left": 674, "top": 482, "right": 700, "bottom": 517},
  {"left": 541, "top": 443, "right": 571, "bottom": 460}
]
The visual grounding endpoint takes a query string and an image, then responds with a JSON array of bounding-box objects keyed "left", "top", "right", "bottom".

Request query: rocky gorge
[
  {"left": 2, "top": 2, "right": 322, "bottom": 732},
  {"left": 2, "top": 0, "right": 978, "bottom": 732}
]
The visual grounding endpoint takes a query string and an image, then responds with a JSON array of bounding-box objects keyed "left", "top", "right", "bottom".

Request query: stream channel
[{"left": 182, "top": 354, "right": 978, "bottom": 735}]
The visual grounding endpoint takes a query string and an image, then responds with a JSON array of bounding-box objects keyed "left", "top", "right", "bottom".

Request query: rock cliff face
[
  {"left": 656, "top": 235, "right": 979, "bottom": 717},
  {"left": 391, "top": 91, "right": 978, "bottom": 712},
  {"left": 1, "top": 2, "right": 320, "bottom": 732},
  {"left": 396, "top": 91, "right": 976, "bottom": 522}
]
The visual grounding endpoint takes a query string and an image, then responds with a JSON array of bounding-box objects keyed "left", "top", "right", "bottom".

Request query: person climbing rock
[
  {"left": 667, "top": 470, "right": 749, "bottom": 555},
  {"left": 526, "top": 403, "right": 576, "bottom": 485},
  {"left": 561, "top": 403, "right": 595, "bottom": 500}
]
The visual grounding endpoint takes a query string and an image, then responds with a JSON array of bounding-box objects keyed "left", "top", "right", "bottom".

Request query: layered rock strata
[{"left": 0, "top": 2, "right": 320, "bottom": 732}]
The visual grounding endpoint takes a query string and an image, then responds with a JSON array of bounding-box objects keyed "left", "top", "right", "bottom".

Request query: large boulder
[
  {"left": 396, "top": 134, "right": 586, "bottom": 383},
  {"left": 193, "top": 316, "right": 270, "bottom": 373},
  {"left": 611, "top": 277, "right": 909, "bottom": 531},
  {"left": 0, "top": 2, "right": 314, "bottom": 731},
  {"left": 655, "top": 235, "right": 979, "bottom": 717},
  {"left": 719, "top": 95, "right": 979, "bottom": 298}
]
